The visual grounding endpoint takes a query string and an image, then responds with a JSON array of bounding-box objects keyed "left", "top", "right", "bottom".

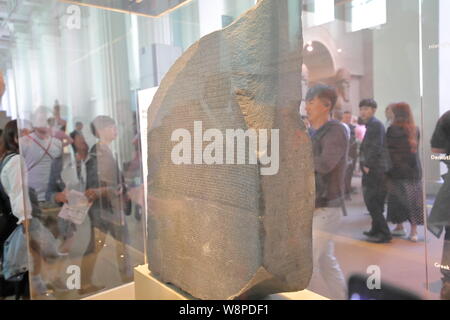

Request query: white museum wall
[
  {"left": 422, "top": 0, "right": 441, "bottom": 194},
  {"left": 439, "top": 0, "right": 450, "bottom": 116},
  {"left": 373, "top": 0, "right": 421, "bottom": 123}
]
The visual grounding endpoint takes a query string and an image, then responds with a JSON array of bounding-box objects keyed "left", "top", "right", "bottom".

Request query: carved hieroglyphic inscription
[{"left": 147, "top": 0, "right": 314, "bottom": 300}]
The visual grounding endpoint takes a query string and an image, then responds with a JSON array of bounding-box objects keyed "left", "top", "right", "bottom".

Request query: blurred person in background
[
  {"left": 19, "top": 108, "right": 65, "bottom": 295},
  {"left": 342, "top": 111, "right": 358, "bottom": 199},
  {"left": 43, "top": 145, "right": 89, "bottom": 293},
  {"left": 385, "top": 103, "right": 423, "bottom": 242},
  {"left": 70, "top": 121, "right": 89, "bottom": 178},
  {"left": 53, "top": 101, "right": 67, "bottom": 131},
  {"left": 0, "top": 120, "right": 51, "bottom": 298},
  {"left": 123, "top": 112, "right": 143, "bottom": 221},
  {"left": 46, "top": 148, "right": 88, "bottom": 255},
  {"left": 385, "top": 104, "right": 395, "bottom": 129},
  {"left": 306, "top": 84, "right": 348, "bottom": 300},
  {"left": 48, "top": 117, "right": 73, "bottom": 147},
  {"left": 333, "top": 110, "right": 350, "bottom": 140},
  {"left": 70, "top": 122, "right": 87, "bottom": 152},
  {"left": 20, "top": 107, "right": 63, "bottom": 203},
  {"left": 359, "top": 99, "right": 391, "bottom": 243},
  {"left": 355, "top": 117, "right": 367, "bottom": 143},
  {"left": 79, "top": 115, "right": 132, "bottom": 295}
]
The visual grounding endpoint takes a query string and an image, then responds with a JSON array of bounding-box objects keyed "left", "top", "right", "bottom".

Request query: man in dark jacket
[
  {"left": 359, "top": 99, "right": 392, "bottom": 243},
  {"left": 306, "top": 84, "right": 348, "bottom": 299},
  {"left": 429, "top": 111, "right": 450, "bottom": 299},
  {"left": 0, "top": 71, "right": 5, "bottom": 100}
]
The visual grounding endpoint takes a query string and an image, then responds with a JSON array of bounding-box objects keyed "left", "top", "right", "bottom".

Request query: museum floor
[
  {"left": 308, "top": 176, "right": 442, "bottom": 300},
  {"left": 76, "top": 175, "right": 442, "bottom": 301}
]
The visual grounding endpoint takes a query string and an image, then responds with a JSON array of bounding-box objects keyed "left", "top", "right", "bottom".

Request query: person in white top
[
  {"left": 0, "top": 121, "right": 32, "bottom": 224},
  {"left": 19, "top": 107, "right": 63, "bottom": 202},
  {"left": 0, "top": 120, "right": 50, "bottom": 298},
  {"left": 1, "top": 151, "right": 33, "bottom": 224}
]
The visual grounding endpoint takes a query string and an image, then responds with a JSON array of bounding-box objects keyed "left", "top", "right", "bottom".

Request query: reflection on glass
[
  {"left": 0, "top": 0, "right": 448, "bottom": 301},
  {"left": 386, "top": 103, "right": 424, "bottom": 242},
  {"left": 66, "top": 0, "right": 192, "bottom": 16},
  {"left": 0, "top": 1, "right": 148, "bottom": 300},
  {"left": 304, "top": 0, "right": 427, "bottom": 301},
  {"left": 307, "top": 84, "right": 348, "bottom": 300}
]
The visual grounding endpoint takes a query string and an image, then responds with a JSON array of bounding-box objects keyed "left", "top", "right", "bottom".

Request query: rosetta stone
[{"left": 146, "top": 0, "right": 314, "bottom": 300}]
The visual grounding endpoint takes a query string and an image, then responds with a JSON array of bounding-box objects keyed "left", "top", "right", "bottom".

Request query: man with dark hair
[
  {"left": 306, "top": 84, "right": 348, "bottom": 299},
  {"left": 359, "top": 98, "right": 377, "bottom": 110},
  {"left": 305, "top": 84, "right": 338, "bottom": 112},
  {"left": 359, "top": 99, "right": 391, "bottom": 243}
]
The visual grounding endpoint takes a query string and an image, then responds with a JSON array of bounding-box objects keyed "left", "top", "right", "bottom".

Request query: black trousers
[{"left": 362, "top": 170, "right": 391, "bottom": 238}]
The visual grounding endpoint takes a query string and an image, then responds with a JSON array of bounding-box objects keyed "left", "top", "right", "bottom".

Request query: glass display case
[{"left": 0, "top": 0, "right": 449, "bottom": 300}]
